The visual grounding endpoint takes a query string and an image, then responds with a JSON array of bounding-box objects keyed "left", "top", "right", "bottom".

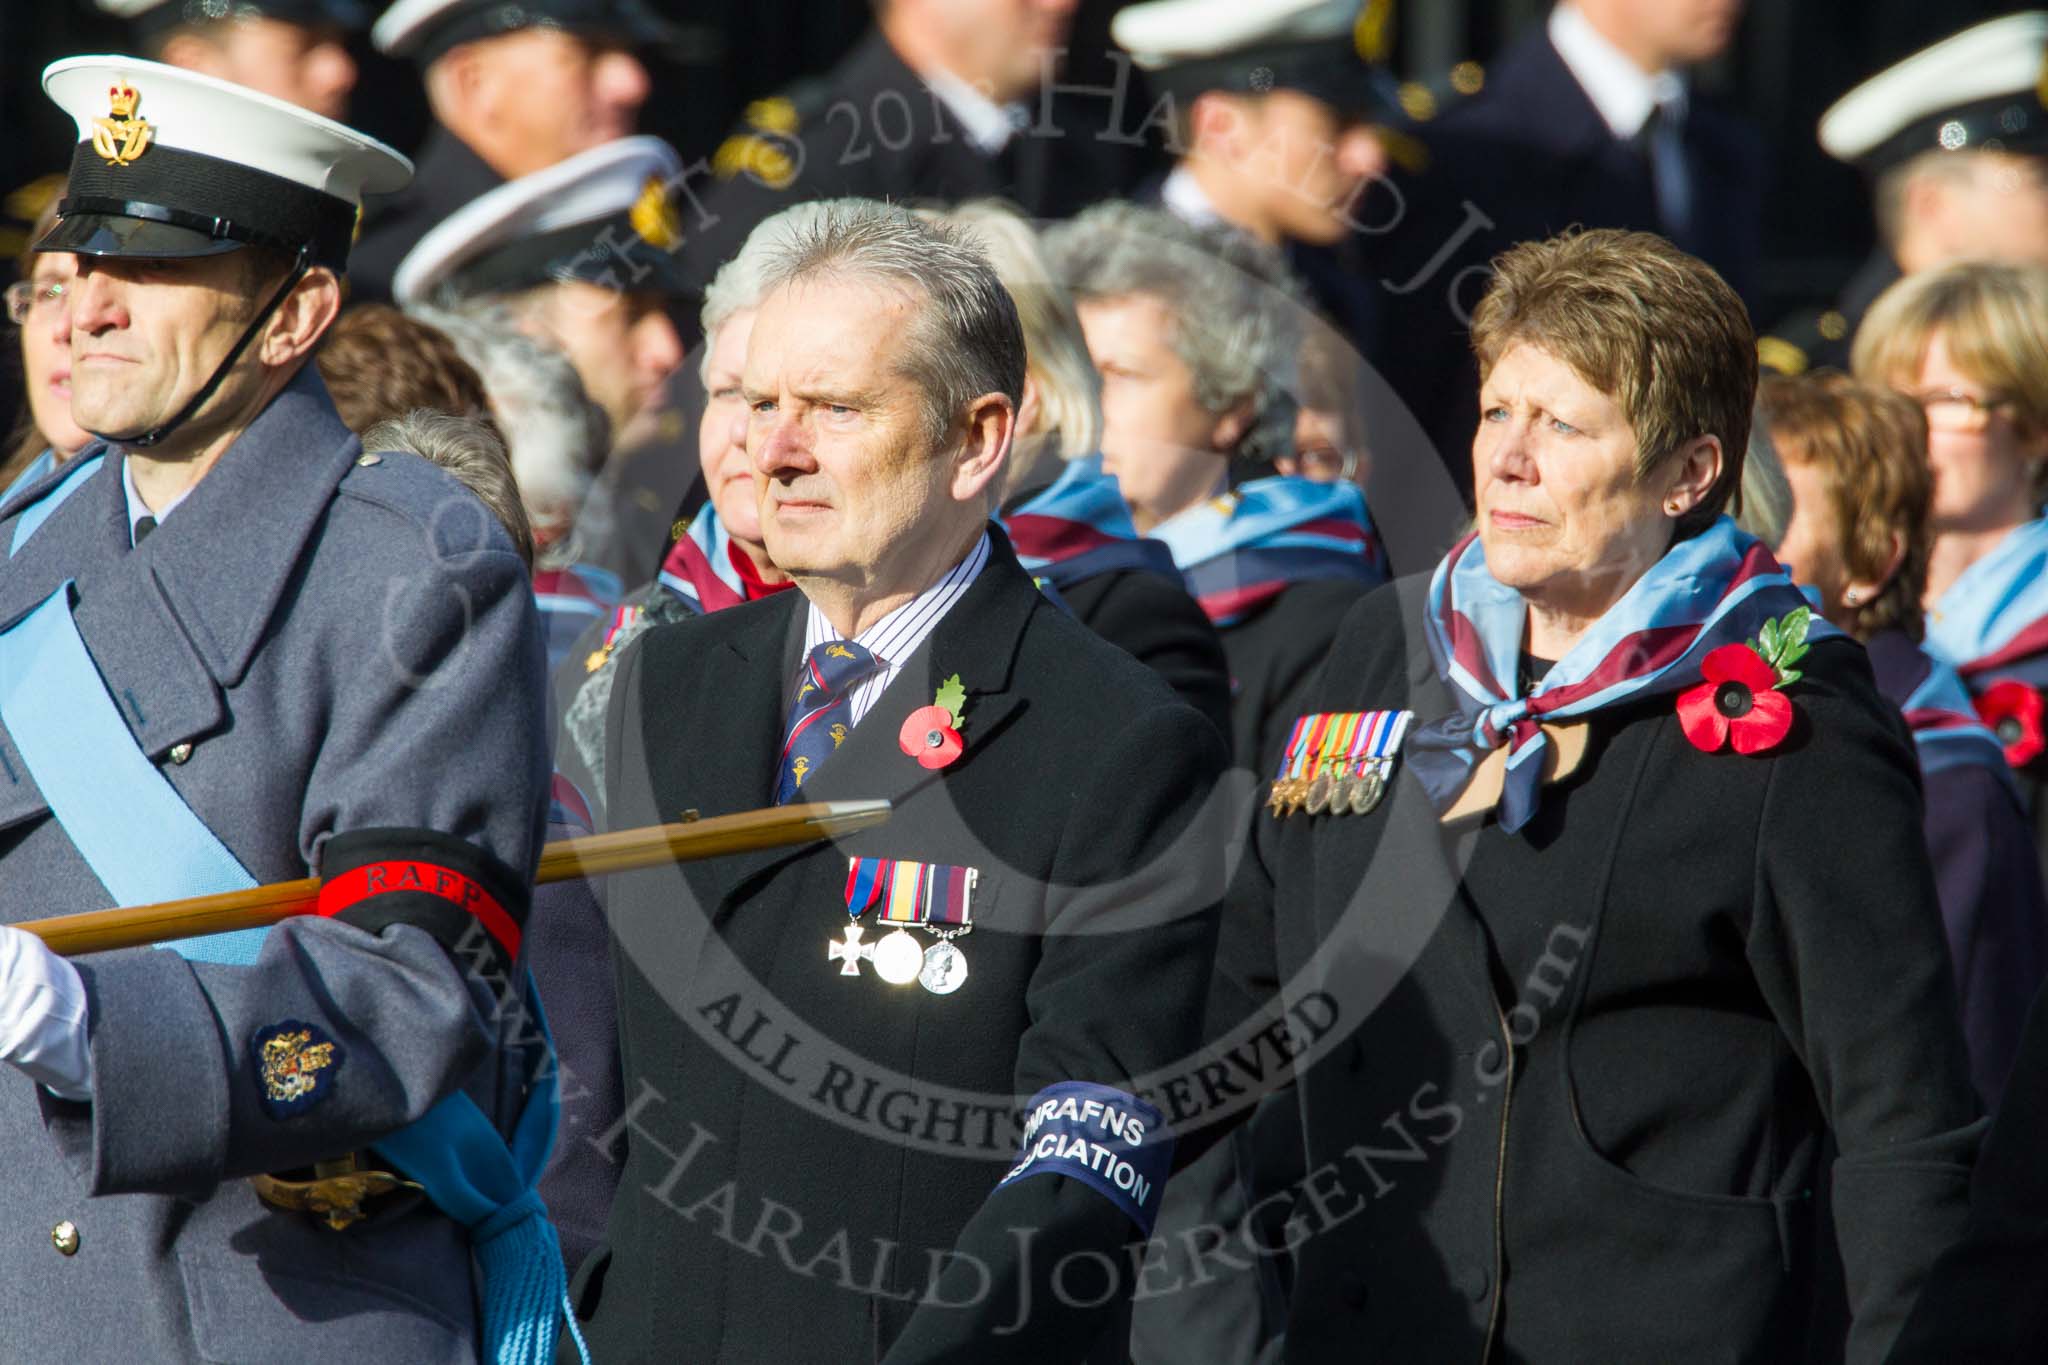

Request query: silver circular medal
[
  {"left": 1349, "top": 766, "right": 1387, "bottom": 816},
  {"left": 919, "top": 940, "right": 969, "bottom": 994},
  {"left": 1304, "top": 772, "right": 1333, "bottom": 815},
  {"left": 871, "top": 929, "right": 924, "bottom": 985}
]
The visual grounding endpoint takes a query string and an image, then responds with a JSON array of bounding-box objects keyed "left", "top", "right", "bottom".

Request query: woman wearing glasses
[
  {"left": 1855, "top": 262, "right": 2048, "bottom": 869},
  {"left": 2, "top": 199, "right": 89, "bottom": 497}
]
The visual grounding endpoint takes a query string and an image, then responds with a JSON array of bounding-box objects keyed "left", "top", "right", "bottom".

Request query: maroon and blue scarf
[
  {"left": 1149, "top": 476, "right": 1386, "bottom": 627},
  {"left": 1000, "top": 456, "right": 1180, "bottom": 589},
  {"left": 1407, "top": 517, "right": 1836, "bottom": 832},
  {"left": 1868, "top": 631, "right": 2013, "bottom": 783},
  {"left": 1925, "top": 517, "right": 2048, "bottom": 691}
]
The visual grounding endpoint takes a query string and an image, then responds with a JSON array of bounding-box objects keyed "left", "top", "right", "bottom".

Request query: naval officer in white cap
[
  {"left": 1114, "top": 0, "right": 1397, "bottom": 252},
  {"left": 1764, "top": 12, "right": 2048, "bottom": 375},
  {"left": 350, "top": 0, "right": 678, "bottom": 303},
  {"left": 394, "top": 134, "right": 688, "bottom": 448},
  {"left": 0, "top": 56, "right": 568, "bottom": 1362},
  {"left": 93, "top": 0, "right": 365, "bottom": 119}
]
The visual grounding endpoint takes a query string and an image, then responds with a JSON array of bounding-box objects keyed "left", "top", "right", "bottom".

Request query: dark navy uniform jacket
[
  {"left": 680, "top": 28, "right": 1159, "bottom": 295},
  {"left": 0, "top": 366, "right": 549, "bottom": 1360}
]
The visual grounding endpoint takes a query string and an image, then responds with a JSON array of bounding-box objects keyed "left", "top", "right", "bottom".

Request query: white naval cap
[
  {"left": 1110, "top": 0, "right": 1398, "bottom": 120},
  {"left": 1820, "top": 12, "right": 2048, "bottom": 169},
  {"left": 1115, "top": 0, "right": 1357, "bottom": 70},
  {"left": 393, "top": 134, "right": 686, "bottom": 306},
  {"left": 93, "top": 0, "right": 368, "bottom": 34},
  {"left": 37, "top": 55, "right": 410, "bottom": 269},
  {"left": 371, "top": 0, "right": 677, "bottom": 63}
]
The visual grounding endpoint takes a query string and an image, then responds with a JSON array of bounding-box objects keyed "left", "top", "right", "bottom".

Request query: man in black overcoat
[{"left": 571, "top": 201, "right": 1229, "bottom": 1361}]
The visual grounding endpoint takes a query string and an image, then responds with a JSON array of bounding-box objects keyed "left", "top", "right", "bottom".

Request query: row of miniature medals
[
  {"left": 1268, "top": 710, "right": 1413, "bottom": 818},
  {"left": 831, "top": 856, "right": 976, "bottom": 993}
]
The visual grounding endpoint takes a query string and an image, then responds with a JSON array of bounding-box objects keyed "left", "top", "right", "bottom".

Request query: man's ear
[
  {"left": 1209, "top": 399, "right": 1254, "bottom": 455},
  {"left": 1190, "top": 91, "right": 1254, "bottom": 157},
  {"left": 258, "top": 267, "right": 343, "bottom": 368},
  {"left": 951, "top": 392, "right": 1013, "bottom": 504}
]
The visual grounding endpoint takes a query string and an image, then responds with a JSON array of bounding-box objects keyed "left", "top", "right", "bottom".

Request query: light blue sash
[
  {"left": 0, "top": 471, "right": 583, "bottom": 1365},
  {"left": 9, "top": 451, "right": 100, "bottom": 558}
]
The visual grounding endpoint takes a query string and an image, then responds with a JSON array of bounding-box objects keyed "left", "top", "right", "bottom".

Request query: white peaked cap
[
  {"left": 394, "top": 134, "right": 685, "bottom": 305},
  {"left": 44, "top": 54, "right": 410, "bottom": 201},
  {"left": 1113, "top": 0, "right": 1360, "bottom": 71},
  {"left": 1821, "top": 12, "right": 2048, "bottom": 164}
]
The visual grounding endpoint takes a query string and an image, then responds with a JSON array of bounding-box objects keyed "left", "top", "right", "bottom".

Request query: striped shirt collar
[{"left": 798, "top": 530, "right": 992, "bottom": 728}]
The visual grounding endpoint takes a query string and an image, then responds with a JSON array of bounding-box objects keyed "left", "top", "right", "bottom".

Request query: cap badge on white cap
[
  {"left": 92, "top": 83, "right": 153, "bottom": 166},
  {"left": 629, "top": 175, "right": 681, "bottom": 251}
]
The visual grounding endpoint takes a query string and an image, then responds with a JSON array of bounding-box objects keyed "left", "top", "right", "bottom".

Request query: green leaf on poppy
[
  {"left": 1775, "top": 668, "right": 1802, "bottom": 690},
  {"left": 1760, "top": 618, "right": 1781, "bottom": 659},
  {"left": 1780, "top": 605, "right": 1812, "bottom": 647},
  {"left": 934, "top": 674, "right": 967, "bottom": 729}
]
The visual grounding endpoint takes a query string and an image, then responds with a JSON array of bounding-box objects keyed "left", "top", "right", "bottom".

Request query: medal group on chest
[
  {"left": 832, "top": 856, "right": 977, "bottom": 994},
  {"left": 1268, "top": 710, "right": 1412, "bottom": 819}
]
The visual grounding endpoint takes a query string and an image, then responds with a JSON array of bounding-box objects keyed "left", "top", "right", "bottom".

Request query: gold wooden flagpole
[{"left": 19, "top": 800, "right": 891, "bottom": 957}]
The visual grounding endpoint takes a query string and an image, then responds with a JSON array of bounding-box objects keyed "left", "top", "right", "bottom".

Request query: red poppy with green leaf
[
  {"left": 1677, "top": 607, "right": 1811, "bottom": 755},
  {"left": 900, "top": 674, "right": 967, "bottom": 769}
]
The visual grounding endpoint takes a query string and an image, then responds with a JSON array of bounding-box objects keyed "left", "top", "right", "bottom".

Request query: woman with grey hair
[
  {"left": 924, "top": 199, "right": 1233, "bottom": 743},
  {"left": 1044, "top": 202, "right": 1387, "bottom": 771},
  {"left": 409, "top": 300, "right": 621, "bottom": 672}
]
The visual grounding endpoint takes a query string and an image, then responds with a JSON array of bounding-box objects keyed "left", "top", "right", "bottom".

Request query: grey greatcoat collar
[{"left": 0, "top": 365, "right": 360, "bottom": 833}]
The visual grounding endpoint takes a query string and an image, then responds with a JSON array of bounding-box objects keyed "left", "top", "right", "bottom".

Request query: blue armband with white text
[{"left": 998, "top": 1082, "right": 1174, "bottom": 1235}]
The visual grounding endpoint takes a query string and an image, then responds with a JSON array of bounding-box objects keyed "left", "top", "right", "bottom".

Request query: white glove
[{"left": 0, "top": 926, "right": 92, "bottom": 1101}]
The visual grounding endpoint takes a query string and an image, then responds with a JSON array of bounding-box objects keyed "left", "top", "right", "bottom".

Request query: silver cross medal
[{"left": 829, "top": 923, "right": 874, "bottom": 976}]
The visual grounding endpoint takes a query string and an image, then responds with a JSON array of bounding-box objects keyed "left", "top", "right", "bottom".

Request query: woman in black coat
[{"left": 1223, "top": 230, "right": 1980, "bottom": 1363}]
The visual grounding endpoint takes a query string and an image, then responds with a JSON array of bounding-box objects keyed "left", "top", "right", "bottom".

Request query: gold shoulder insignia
[
  {"left": 1757, "top": 336, "right": 1809, "bottom": 377},
  {"left": 713, "top": 132, "right": 797, "bottom": 188}
]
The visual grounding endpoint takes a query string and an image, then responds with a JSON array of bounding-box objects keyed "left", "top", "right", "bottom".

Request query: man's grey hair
[
  {"left": 363, "top": 409, "right": 536, "bottom": 569},
  {"left": 1044, "top": 202, "right": 1304, "bottom": 466},
  {"left": 698, "top": 199, "right": 860, "bottom": 386},
  {"left": 409, "top": 300, "right": 611, "bottom": 570},
  {"left": 756, "top": 200, "right": 1027, "bottom": 450}
]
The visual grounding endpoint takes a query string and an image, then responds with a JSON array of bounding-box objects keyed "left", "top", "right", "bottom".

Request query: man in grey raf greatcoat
[{"left": 0, "top": 54, "right": 555, "bottom": 1361}]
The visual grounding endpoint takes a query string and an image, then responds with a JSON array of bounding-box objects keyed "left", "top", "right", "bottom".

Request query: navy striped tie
[{"left": 775, "top": 639, "right": 880, "bottom": 804}]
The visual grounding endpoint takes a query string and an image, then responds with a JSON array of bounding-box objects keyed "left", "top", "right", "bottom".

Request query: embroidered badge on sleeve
[{"left": 253, "top": 1019, "right": 344, "bottom": 1119}]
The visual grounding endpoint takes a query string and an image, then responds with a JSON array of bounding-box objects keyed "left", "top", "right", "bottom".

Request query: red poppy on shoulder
[
  {"left": 1976, "top": 680, "right": 2047, "bottom": 769},
  {"left": 1678, "top": 644, "right": 1796, "bottom": 755}
]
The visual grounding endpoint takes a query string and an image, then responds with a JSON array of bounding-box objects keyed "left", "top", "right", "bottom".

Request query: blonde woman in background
[{"left": 1854, "top": 261, "right": 2048, "bottom": 871}]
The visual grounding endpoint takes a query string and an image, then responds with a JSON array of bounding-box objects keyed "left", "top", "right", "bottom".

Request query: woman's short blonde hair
[
  {"left": 930, "top": 199, "right": 1102, "bottom": 460},
  {"left": 1850, "top": 260, "right": 2048, "bottom": 474},
  {"left": 1757, "top": 372, "right": 1931, "bottom": 642},
  {"left": 1469, "top": 228, "right": 1757, "bottom": 540}
]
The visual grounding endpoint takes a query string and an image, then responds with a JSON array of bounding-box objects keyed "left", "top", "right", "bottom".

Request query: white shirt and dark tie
[
  {"left": 1549, "top": 2, "right": 1693, "bottom": 244},
  {"left": 794, "top": 530, "right": 991, "bottom": 726}
]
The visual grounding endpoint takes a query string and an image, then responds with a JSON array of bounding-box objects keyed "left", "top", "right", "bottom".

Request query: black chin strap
[{"left": 91, "top": 249, "right": 312, "bottom": 451}]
